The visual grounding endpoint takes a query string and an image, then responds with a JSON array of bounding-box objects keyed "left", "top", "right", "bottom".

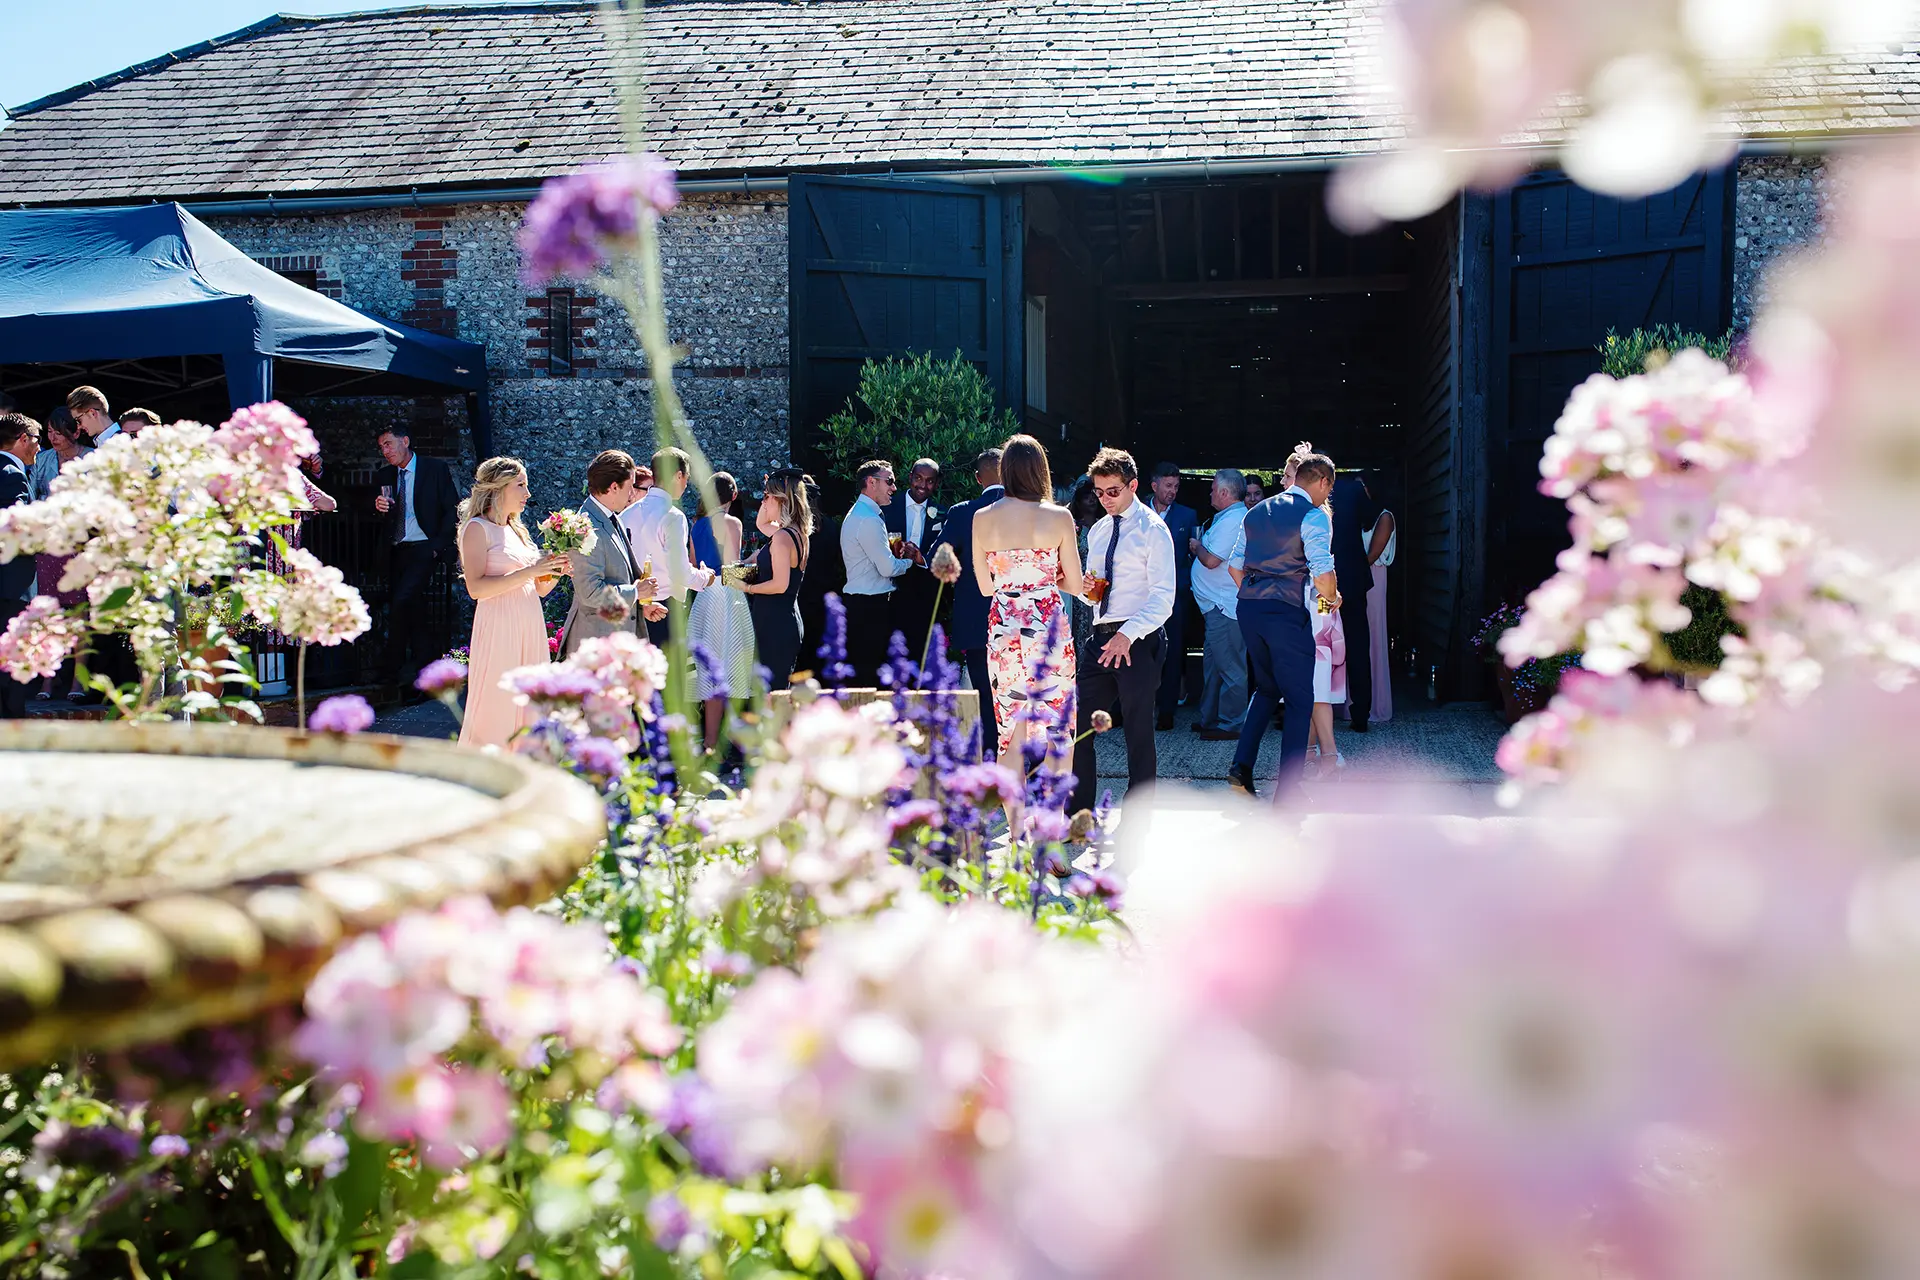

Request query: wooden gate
[
  {"left": 1488, "top": 168, "right": 1733, "bottom": 596},
  {"left": 787, "top": 174, "right": 1024, "bottom": 470}
]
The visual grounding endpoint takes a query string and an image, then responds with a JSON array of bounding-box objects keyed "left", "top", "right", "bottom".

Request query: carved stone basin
[{"left": 0, "top": 721, "right": 606, "bottom": 1068}]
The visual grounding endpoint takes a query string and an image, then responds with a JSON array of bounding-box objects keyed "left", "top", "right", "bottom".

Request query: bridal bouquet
[{"left": 539, "top": 507, "right": 596, "bottom": 556}]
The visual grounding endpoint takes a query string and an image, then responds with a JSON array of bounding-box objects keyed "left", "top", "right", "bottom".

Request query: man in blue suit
[
  {"left": 1329, "top": 472, "right": 1382, "bottom": 731},
  {"left": 0, "top": 413, "right": 41, "bottom": 718},
  {"left": 931, "top": 449, "right": 1004, "bottom": 757},
  {"left": 1147, "top": 462, "right": 1200, "bottom": 729}
]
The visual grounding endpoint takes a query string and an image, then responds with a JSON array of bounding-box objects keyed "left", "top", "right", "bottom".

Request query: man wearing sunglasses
[
  {"left": 1070, "top": 447, "right": 1175, "bottom": 813},
  {"left": 839, "top": 458, "right": 922, "bottom": 686}
]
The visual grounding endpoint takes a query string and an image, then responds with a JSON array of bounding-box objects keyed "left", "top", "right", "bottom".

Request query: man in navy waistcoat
[{"left": 1225, "top": 449, "right": 1339, "bottom": 800}]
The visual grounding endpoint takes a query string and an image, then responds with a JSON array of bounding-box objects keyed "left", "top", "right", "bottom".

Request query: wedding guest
[
  {"left": 971, "top": 436, "right": 1082, "bottom": 763},
  {"left": 562, "top": 449, "right": 658, "bottom": 658},
  {"left": 1244, "top": 475, "right": 1266, "bottom": 507},
  {"left": 688, "top": 472, "right": 757, "bottom": 749},
  {"left": 1366, "top": 506, "right": 1397, "bottom": 723},
  {"left": 0, "top": 413, "right": 40, "bottom": 718},
  {"left": 1067, "top": 476, "right": 1102, "bottom": 665},
  {"left": 1070, "top": 448, "right": 1175, "bottom": 813},
  {"left": 264, "top": 448, "right": 339, "bottom": 587},
  {"left": 930, "top": 449, "right": 1005, "bottom": 755},
  {"left": 1226, "top": 448, "right": 1338, "bottom": 800},
  {"left": 839, "top": 459, "right": 920, "bottom": 686},
  {"left": 373, "top": 426, "right": 459, "bottom": 694},
  {"left": 883, "top": 457, "right": 945, "bottom": 661},
  {"left": 455, "top": 458, "right": 569, "bottom": 750},
  {"left": 63, "top": 389, "right": 138, "bottom": 700},
  {"left": 1307, "top": 534, "right": 1349, "bottom": 774},
  {"left": 1330, "top": 471, "right": 1382, "bottom": 732},
  {"left": 1188, "top": 468, "right": 1249, "bottom": 741},
  {"left": 67, "top": 385, "right": 118, "bottom": 445},
  {"left": 739, "top": 468, "right": 812, "bottom": 691},
  {"left": 621, "top": 447, "right": 714, "bottom": 646},
  {"left": 634, "top": 465, "right": 654, "bottom": 493},
  {"left": 116, "top": 407, "right": 162, "bottom": 438},
  {"left": 1148, "top": 461, "right": 1199, "bottom": 729},
  {"left": 31, "top": 406, "right": 86, "bottom": 501}
]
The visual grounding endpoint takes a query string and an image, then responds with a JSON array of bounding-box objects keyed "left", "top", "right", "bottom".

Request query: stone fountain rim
[{"left": 0, "top": 720, "right": 606, "bottom": 1068}]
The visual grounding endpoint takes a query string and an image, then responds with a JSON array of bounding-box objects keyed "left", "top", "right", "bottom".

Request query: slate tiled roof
[{"left": 0, "top": 0, "right": 1915, "bottom": 205}]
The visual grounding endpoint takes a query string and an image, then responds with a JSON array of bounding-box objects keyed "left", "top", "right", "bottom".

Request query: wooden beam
[
  {"left": 1308, "top": 197, "right": 1319, "bottom": 277},
  {"left": 1271, "top": 186, "right": 1281, "bottom": 279},
  {"left": 1193, "top": 189, "right": 1205, "bottom": 283},
  {"left": 1233, "top": 191, "right": 1243, "bottom": 281},
  {"left": 1153, "top": 191, "right": 1169, "bottom": 282},
  {"left": 1106, "top": 274, "right": 1410, "bottom": 303}
]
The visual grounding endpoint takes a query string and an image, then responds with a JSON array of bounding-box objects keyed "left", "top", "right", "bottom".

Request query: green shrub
[
  {"left": 818, "top": 351, "right": 1021, "bottom": 486},
  {"left": 1598, "top": 325, "right": 1735, "bottom": 378}
]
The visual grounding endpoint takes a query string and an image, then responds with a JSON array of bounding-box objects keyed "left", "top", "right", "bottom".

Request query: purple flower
[
  {"left": 518, "top": 154, "right": 680, "bottom": 285},
  {"left": 308, "top": 694, "right": 374, "bottom": 734},
  {"left": 149, "top": 1134, "right": 190, "bottom": 1159},
  {"left": 416, "top": 658, "right": 468, "bottom": 697},
  {"left": 703, "top": 949, "right": 753, "bottom": 980},
  {"left": 503, "top": 665, "right": 603, "bottom": 702},
  {"left": 567, "top": 735, "right": 628, "bottom": 781},
  {"left": 947, "top": 762, "right": 1022, "bottom": 803},
  {"left": 1065, "top": 872, "right": 1098, "bottom": 898},
  {"left": 690, "top": 642, "right": 727, "bottom": 701},
  {"left": 646, "top": 1191, "right": 693, "bottom": 1251},
  {"left": 816, "top": 593, "right": 855, "bottom": 686},
  {"left": 877, "top": 629, "right": 919, "bottom": 690},
  {"left": 1024, "top": 807, "right": 1071, "bottom": 845}
]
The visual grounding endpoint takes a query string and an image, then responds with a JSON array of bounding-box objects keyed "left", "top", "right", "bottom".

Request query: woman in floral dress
[{"left": 969, "top": 435, "right": 1083, "bottom": 763}]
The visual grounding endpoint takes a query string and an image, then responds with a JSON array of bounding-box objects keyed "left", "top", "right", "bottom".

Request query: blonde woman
[
  {"left": 739, "top": 468, "right": 813, "bottom": 691},
  {"left": 456, "top": 458, "right": 569, "bottom": 749}
]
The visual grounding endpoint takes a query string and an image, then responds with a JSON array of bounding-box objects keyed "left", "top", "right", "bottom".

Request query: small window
[
  {"left": 548, "top": 289, "right": 574, "bottom": 376},
  {"left": 1024, "top": 296, "right": 1047, "bottom": 413},
  {"left": 277, "top": 268, "right": 320, "bottom": 291}
]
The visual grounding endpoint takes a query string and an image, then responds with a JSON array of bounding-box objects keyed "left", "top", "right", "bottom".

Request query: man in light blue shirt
[
  {"left": 1188, "top": 468, "right": 1251, "bottom": 739},
  {"left": 839, "top": 459, "right": 922, "bottom": 685}
]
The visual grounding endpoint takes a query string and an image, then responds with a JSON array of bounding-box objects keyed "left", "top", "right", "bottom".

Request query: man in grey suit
[{"left": 561, "top": 450, "right": 660, "bottom": 657}]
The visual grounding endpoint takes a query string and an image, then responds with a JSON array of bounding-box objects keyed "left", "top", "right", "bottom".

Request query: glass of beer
[
  {"left": 1085, "top": 575, "right": 1110, "bottom": 605},
  {"left": 888, "top": 534, "right": 907, "bottom": 557}
]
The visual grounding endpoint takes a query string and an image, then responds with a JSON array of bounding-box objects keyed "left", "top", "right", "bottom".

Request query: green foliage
[
  {"left": 1598, "top": 325, "right": 1736, "bottom": 378},
  {"left": 1661, "top": 583, "right": 1742, "bottom": 672},
  {"left": 817, "top": 352, "right": 1021, "bottom": 486}
]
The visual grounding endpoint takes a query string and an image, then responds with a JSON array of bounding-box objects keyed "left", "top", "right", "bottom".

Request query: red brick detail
[
  {"left": 400, "top": 213, "right": 459, "bottom": 336},
  {"left": 525, "top": 286, "right": 597, "bottom": 377},
  {"left": 260, "top": 253, "right": 345, "bottom": 300}
]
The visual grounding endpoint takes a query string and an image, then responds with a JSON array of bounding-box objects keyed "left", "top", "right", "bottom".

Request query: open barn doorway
[{"left": 1024, "top": 174, "right": 1465, "bottom": 700}]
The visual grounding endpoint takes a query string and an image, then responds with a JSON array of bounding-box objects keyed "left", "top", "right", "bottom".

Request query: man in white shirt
[
  {"left": 1188, "top": 468, "right": 1251, "bottom": 741},
  {"left": 563, "top": 449, "right": 663, "bottom": 656},
  {"left": 67, "top": 385, "right": 119, "bottom": 446},
  {"left": 1071, "top": 447, "right": 1176, "bottom": 812},
  {"left": 620, "top": 446, "right": 714, "bottom": 647},
  {"left": 840, "top": 458, "right": 922, "bottom": 686}
]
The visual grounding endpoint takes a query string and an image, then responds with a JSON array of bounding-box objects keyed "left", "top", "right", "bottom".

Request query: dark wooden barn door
[
  {"left": 788, "top": 175, "right": 1024, "bottom": 467},
  {"left": 1488, "top": 168, "right": 1732, "bottom": 595}
]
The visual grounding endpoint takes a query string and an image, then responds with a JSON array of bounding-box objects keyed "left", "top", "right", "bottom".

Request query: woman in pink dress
[
  {"left": 456, "top": 458, "right": 569, "bottom": 750},
  {"left": 970, "top": 435, "right": 1083, "bottom": 765}
]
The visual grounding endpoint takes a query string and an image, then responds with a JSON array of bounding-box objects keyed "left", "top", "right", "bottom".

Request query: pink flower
[
  {"left": 0, "top": 595, "right": 84, "bottom": 682},
  {"left": 308, "top": 694, "right": 375, "bottom": 734},
  {"left": 416, "top": 658, "right": 468, "bottom": 697},
  {"left": 418, "top": 1070, "right": 514, "bottom": 1168}
]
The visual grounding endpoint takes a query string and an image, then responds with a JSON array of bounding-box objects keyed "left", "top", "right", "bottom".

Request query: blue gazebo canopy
[{"left": 0, "top": 203, "right": 488, "bottom": 414}]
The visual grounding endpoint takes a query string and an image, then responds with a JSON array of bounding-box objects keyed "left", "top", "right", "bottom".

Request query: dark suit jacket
[
  {"left": 374, "top": 454, "right": 460, "bottom": 559},
  {"left": 1330, "top": 475, "right": 1381, "bottom": 599},
  {"left": 0, "top": 452, "right": 34, "bottom": 603},
  {"left": 931, "top": 484, "right": 1003, "bottom": 652},
  {"left": 881, "top": 491, "right": 945, "bottom": 553},
  {"left": 1153, "top": 501, "right": 1199, "bottom": 600}
]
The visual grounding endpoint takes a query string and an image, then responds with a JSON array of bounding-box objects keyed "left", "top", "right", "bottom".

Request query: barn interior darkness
[{"left": 1023, "top": 175, "right": 1450, "bottom": 503}]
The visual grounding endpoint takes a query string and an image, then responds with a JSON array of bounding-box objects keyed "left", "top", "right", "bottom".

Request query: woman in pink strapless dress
[
  {"left": 971, "top": 436, "right": 1084, "bottom": 764},
  {"left": 455, "top": 459, "right": 570, "bottom": 750}
]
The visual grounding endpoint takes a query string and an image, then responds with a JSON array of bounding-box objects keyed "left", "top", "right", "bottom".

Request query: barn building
[{"left": 2, "top": 0, "right": 1914, "bottom": 694}]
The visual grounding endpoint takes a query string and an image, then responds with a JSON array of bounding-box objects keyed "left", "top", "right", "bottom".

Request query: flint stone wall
[
  {"left": 209, "top": 191, "right": 790, "bottom": 523},
  {"left": 1731, "top": 155, "right": 1830, "bottom": 334}
]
